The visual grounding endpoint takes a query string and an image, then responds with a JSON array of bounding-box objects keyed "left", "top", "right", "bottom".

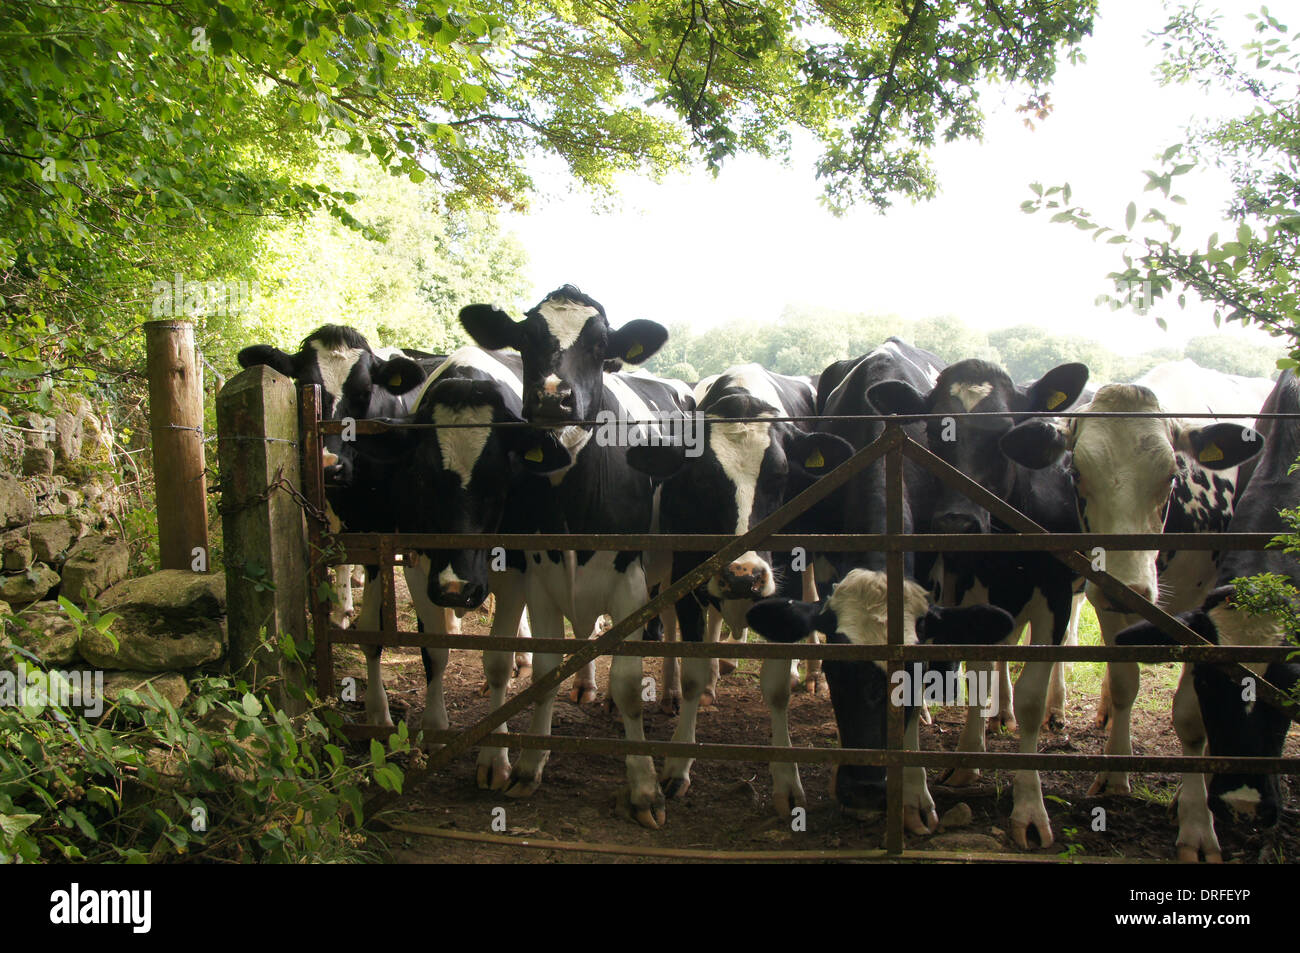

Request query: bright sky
[{"left": 503, "top": 0, "right": 1283, "bottom": 360}]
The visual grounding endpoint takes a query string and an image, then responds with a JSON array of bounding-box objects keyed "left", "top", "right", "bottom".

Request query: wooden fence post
[
  {"left": 145, "top": 320, "right": 209, "bottom": 569},
  {"left": 216, "top": 364, "right": 308, "bottom": 712}
]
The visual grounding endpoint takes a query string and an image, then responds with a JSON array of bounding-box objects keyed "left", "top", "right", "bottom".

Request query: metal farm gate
[{"left": 294, "top": 383, "right": 1300, "bottom": 861}]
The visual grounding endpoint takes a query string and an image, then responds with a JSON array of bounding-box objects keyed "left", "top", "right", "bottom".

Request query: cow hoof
[
  {"left": 477, "top": 680, "right": 492, "bottom": 698},
  {"left": 718, "top": 658, "right": 737, "bottom": 676},
  {"left": 514, "top": 654, "right": 532, "bottom": 679},
  {"left": 477, "top": 757, "right": 511, "bottom": 791},
  {"left": 919, "top": 705, "right": 933, "bottom": 725},
  {"left": 1010, "top": 809, "right": 1053, "bottom": 850},
  {"left": 699, "top": 688, "right": 718, "bottom": 709},
  {"left": 366, "top": 712, "right": 395, "bottom": 729},
  {"left": 1176, "top": 844, "right": 1222, "bottom": 864},
  {"left": 937, "top": 767, "right": 981, "bottom": 788},
  {"left": 569, "top": 682, "right": 599, "bottom": 705},
  {"left": 1093, "top": 709, "right": 1110, "bottom": 729},
  {"left": 504, "top": 761, "right": 544, "bottom": 799},
  {"left": 658, "top": 691, "right": 681, "bottom": 716},
  {"left": 805, "top": 673, "right": 828, "bottom": 696},
  {"left": 987, "top": 715, "right": 1017, "bottom": 733},
  {"left": 904, "top": 805, "right": 938, "bottom": 836},
  {"left": 419, "top": 734, "right": 444, "bottom": 755},
  {"left": 1043, "top": 713, "right": 1066, "bottom": 733},
  {"left": 619, "top": 786, "right": 666, "bottom": 830},
  {"left": 661, "top": 776, "right": 691, "bottom": 800},
  {"left": 1086, "top": 774, "right": 1130, "bottom": 797}
]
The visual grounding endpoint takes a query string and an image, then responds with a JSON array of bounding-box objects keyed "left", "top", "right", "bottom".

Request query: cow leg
[
  {"left": 663, "top": 594, "right": 708, "bottom": 798},
  {"left": 941, "top": 658, "right": 994, "bottom": 787},
  {"left": 1044, "top": 594, "right": 1081, "bottom": 731},
  {"left": 569, "top": 614, "right": 600, "bottom": 705},
  {"left": 605, "top": 560, "right": 665, "bottom": 829},
  {"left": 661, "top": 601, "right": 683, "bottom": 715},
  {"left": 761, "top": 655, "right": 804, "bottom": 817},
  {"left": 1171, "top": 665, "right": 1221, "bottom": 863},
  {"left": 404, "top": 561, "right": 451, "bottom": 753},
  {"left": 802, "top": 569, "right": 827, "bottom": 695},
  {"left": 1009, "top": 609, "right": 1057, "bottom": 849},
  {"left": 506, "top": 576, "right": 567, "bottom": 799},
  {"left": 988, "top": 660, "right": 1016, "bottom": 731},
  {"left": 1095, "top": 667, "right": 1113, "bottom": 728},
  {"left": 477, "top": 570, "right": 526, "bottom": 790},
  {"left": 902, "top": 712, "right": 938, "bottom": 835},
  {"left": 702, "top": 605, "right": 724, "bottom": 704},
  {"left": 356, "top": 570, "right": 392, "bottom": 727},
  {"left": 331, "top": 565, "right": 356, "bottom": 628},
  {"left": 1087, "top": 608, "right": 1138, "bottom": 796}
]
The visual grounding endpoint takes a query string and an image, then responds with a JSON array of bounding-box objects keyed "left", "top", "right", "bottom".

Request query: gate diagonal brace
[
  {"left": 898, "top": 435, "right": 1300, "bottom": 726},
  {"left": 360, "top": 426, "right": 906, "bottom": 820}
]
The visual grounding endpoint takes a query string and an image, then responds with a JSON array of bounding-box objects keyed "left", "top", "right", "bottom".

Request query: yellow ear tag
[
  {"left": 1046, "top": 391, "right": 1067, "bottom": 410},
  {"left": 1200, "top": 442, "right": 1224, "bottom": 463},
  {"left": 805, "top": 448, "right": 825, "bottom": 469},
  {"left": 626, "top": 342, "right": 644, "bottom": 360},
  {"left": 524, "top": 447, "right": 544, "bottom": 463}
]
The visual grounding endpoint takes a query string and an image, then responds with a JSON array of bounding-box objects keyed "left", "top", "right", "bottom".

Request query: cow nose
[
  {"left": 534, "top": 381, "right": 574, "bottom": 417},
  {"left": 434, "top": 579, "right": 485, "bottom": 609},
  {"left": 718, "top": 562, "right": 770, "bottom": 598},
  {"left": 933, "top": 513, "right": 982, "bottom": 535},
  {"left": 1127, "top": 581, "right": 1156, "bottom": 605}
]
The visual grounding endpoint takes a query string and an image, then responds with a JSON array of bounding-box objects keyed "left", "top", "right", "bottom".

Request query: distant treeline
[{"left": 645, "top": 305, "right": 1284, "bottom": 385}]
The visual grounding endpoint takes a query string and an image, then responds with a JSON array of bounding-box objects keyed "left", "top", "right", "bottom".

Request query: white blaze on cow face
[
  {"left": 433, "top": 404, "right": 494, "bottom": 485},
  {"left": 1071, "top": 385, "right": 1175, "bottom": 605},
  {"left": 707, "top": 412, "right": 778, "bottom": 599},
  {"left": 310, "top": 339, "right": 366, "bottom": 407},
  {"left": 723, "top": 364, "right": 791, "bottom": 416},
  {"left": 948, "top": 381, "right": 994, "bottom": 412},
  {"left": 543, "top": 374, "right": 564, "bottom": 396},
  {"left": 827, "top": 570, "right": 932, "bottom": 672},
  {"left": 538, "top": 298, "right": 600, "bottom": 349},
  {"left": 438, "top": 563, "right": 466, "bottom": 594}
]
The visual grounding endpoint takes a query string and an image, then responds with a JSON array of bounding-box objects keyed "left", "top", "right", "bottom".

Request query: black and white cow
[
  {"left": 236, "top": 325, "right": 434, "bottom": 626},
  {"left": 867, "top": 359, "right": 1089, "bottom": 849},
  {"left": 1000, "top": 364, "right": 1265, "bottom": 797},
  {"left": 625, "top": 364, "right": 853, "bottom": 812},
  {"left": 1115, "top": 370, "right": 1299, "bottom": 863},
  {"left": 747, "top": 570, "right": 1015, "bottom": 831},
  {"left": 460, "top": 284, "right": 691, "bottom": 828},
  {"left": 356, "top": 346, "right": 569, "bottom": 787}
]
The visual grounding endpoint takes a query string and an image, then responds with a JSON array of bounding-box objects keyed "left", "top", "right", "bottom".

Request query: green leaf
[{"left": 1125, "top": 202, "right": 1136, "bottom": 230}]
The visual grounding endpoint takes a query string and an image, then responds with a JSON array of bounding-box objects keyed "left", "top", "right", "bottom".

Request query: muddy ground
[{"left": 341, "top": 581, "right": 1300, "bottom": 864}]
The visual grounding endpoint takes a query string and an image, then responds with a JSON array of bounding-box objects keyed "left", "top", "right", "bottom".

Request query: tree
[
  {"left": 1023, "top": 5, "right": 1300, "bottom": 360},
  {"left": 1183, "top": 334, "right": 1280, "bottom": 379}
]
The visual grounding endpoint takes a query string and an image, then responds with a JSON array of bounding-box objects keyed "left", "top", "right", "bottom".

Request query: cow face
[
  {"left": 1001, "top": 385, "right": 1262, "bottom": 611},
  {"left": 868, "top": 360, "right": 1089, "bottom": 534},
  {"left": 628, "top": 393, "right": 853, "bottom": 600},
  {"left": 322, "top": 352, "right": 425, "bottom": 487},
  {"left": 460, "top": 286, "right": 668, "bottom": 423},
  {"left": 408, "top": 378, "right": 570, "bottom": 608},
  {"left": 747, "top": 570, "right": 1015, "bottom": 813}
]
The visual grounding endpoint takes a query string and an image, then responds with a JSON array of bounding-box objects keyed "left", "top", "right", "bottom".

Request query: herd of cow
[{"left": 238, "top": 284, "right": 1299, "bottom": 863}]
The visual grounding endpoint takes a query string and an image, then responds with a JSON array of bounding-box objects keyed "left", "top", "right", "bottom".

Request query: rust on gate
[{"left": 291, "top": 387, "right": 1300, "bottom": 857}]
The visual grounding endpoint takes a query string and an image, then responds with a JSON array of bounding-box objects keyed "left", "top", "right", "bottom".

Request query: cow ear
[
  {"left": 867, "top": 379, "right": 927, "bottom": 417},
  {"left": 626, "top": 443, "right": 687, "bottom": 480},
  {"left": 1000, "top": 419, "right": 1068, "bottom": 469},
  {"left": 608, "top": 320, "right": 668, "bottom": 365},
  {"left": 506, "top": 427, "right": 572, "bottom": 473},
  {"left": 461, "top": 304, "right": 524, "bottom": 352},
  {"left": 373, "top": 356, "right": 425, "bottom": 395},
  {"left": 238, "top": 345, "right": 295, "bottom": 378},
  {"left": 786, "top": 431, "right": 853, "bottom": 477},
  {"left": 1025, "top": 363, "right": 1089, "bottom": 413},
  {"left": 746, "top": 598, "right": 832, "bottom": 643},
  {"left": 1176, "top": 422, "right": 1264, "bottom": 470},
  {"left": 917, "top": 604, "right": 1015, "bottom": 644}
]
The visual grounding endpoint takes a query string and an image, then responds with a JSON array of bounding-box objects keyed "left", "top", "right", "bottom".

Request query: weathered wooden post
[
  {"left": 217, "top": 364, "right": 309, "bottom": 711},
  {"left": 145, "top": 320, "right": 209, "bottom": 569}
]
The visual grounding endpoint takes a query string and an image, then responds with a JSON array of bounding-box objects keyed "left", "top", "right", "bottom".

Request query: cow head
[
  {"left": 237, "top": 325, "right": 425, "bottom": 486},
  {"left": 409, "top": 377, "right": 571, "bottom": 609},
  {"left": 747, "top": 570, "right": 1014, "bottom": 816},
  {"left": 868, "top": 360, "right": 1090, "bottom": 534},
  {"left": 460, "top": 286, "right": 668, "bottom": 423},
  {"left": 628, "top": 392, "right": 852, "bottom": 600},
  {"left": 1000, "top": 384, "right": 1262, "bottom": 612}
]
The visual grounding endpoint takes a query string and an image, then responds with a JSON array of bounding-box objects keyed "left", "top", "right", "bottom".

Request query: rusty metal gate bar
[{"left": 296, "top": 387, "right": 1300, "bottom": 857}]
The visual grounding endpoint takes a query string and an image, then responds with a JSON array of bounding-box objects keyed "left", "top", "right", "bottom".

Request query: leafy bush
[{"left": 0, "top": 618, "right": 404, "bottom": 863}]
